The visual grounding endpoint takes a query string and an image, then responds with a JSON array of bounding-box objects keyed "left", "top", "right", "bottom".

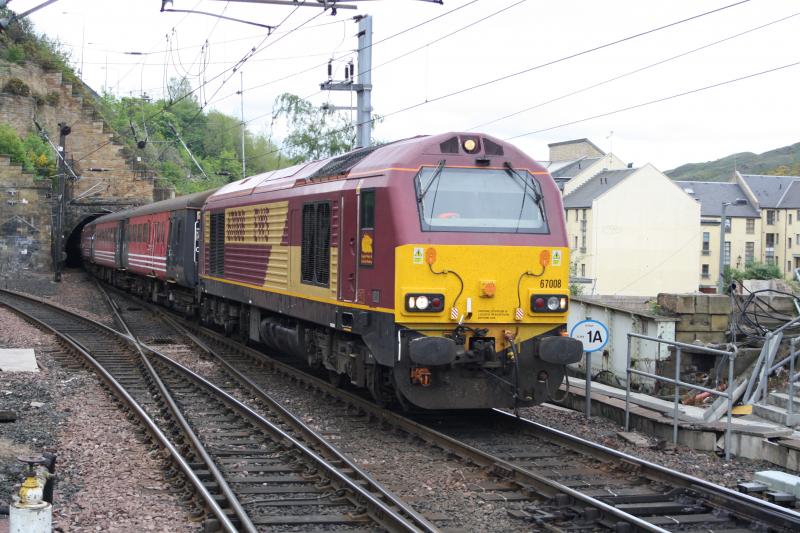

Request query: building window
[
  {"left": 580, "top": 234, "right": 586, "bottom": 252},
  {"left": 745, "top": 242, "right": 754, "bottom": 266},
  {"left": 301, "top": 202, "right": 331, "bottom": 287},
  {"left": 724, "top": 218, "right": 731, "bottom": 233},
  {"left": 724, "top": 241, "right": 731, "bottom": 266},
  {"left": 767, "top": 210, "right": 775, "bottom": 225},
  {"left": 766, "top": 233, "right": 775, "bottom": 264},
  {"left": 789, "top": 261, "right": 793, "bottom": 272},
  {"left": 701, "top": 264, "right": 709, "bottom": 278},
  {"left": 702, "top": 232, "right": 710, "bottom": 255},
  {"left": 790, "top": 238, "right": 793, "bottom": 249},
  {"left": 791, "top": 214, "right": 794, "bottom": 224},
  {"left": 581, "top": 264, "right": 585, "bottom": 277},
  {"left": 574, "top": 235, "right": 578, "bottom": 249},
  {"left": 746, "top": 218, "right": 755, "bottom": 234},
  {"left": 581, "top": 209, "right": 587, "bottom": 220},
  {"left": 575, "top": 210, "right": 578, "bottom": 221},
  {"left": 797, "top": 209, "right": 800, "bottom": 220}
]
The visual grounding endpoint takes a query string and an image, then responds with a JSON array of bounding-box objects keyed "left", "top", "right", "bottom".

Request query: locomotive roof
[
  {"left": 90, "top": 188, "right": 219, "bottom": 225},
  {"left": 205, "top": 132, "right": 538, "bottom": 204}
]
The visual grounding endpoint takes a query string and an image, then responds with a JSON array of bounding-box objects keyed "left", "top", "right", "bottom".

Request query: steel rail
[
  {"left": 98, "top": 285, "right": 427, "bottom": 533},
  {"left": 171, "top": 318, "right": 671, "bottom": 532},
  {"left": 496, "top": 409, "right": 800, "bottom": 530},
  {"left": 177, "top": 317, "right": 800, "bottom": 532},
  {"left": 154, "top": 308, "right": 439, "bottom": 533},
  {"left": 0, "top": 289, "right": 239, "bottom": 533},
  {"left": 96, "top": 284, "right": 259, "bottom": 533}
]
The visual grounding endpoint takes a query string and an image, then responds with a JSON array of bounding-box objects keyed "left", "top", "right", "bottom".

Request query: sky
[{"left": 15, "top": 0, "right": 800, "bottom": 171}]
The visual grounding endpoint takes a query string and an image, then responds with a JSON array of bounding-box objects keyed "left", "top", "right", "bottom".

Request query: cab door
[{"left": 339, "top": 191, "right": 357, "bottom": 302}]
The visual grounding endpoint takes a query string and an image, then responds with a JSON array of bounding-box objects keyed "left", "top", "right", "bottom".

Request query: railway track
[
  {"left": 0, "top": 287, "right": 430, "bottom": 533},
  {"left": 124, "top": 293, "right": 800, "bottom": 532}
]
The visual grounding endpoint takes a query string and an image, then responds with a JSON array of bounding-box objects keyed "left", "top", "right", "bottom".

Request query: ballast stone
[{"left": 754, "top": 470, "right": 800, "bottom": 497}]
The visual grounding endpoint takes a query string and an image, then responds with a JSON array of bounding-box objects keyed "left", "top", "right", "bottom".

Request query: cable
[
  {"left": 372, "top": 0, "right": 753, "bottom": 129},
  {"left": 469, "top": 10, "right": 800, "bottom": 131},
  {"left": 244, "top": 0, "right": 754, "bottom": 163},
  {"left": 507, "top": 59, "right": 800, "bottom": 140},
  {"left": 228, "top": 0, "right": 481, "bottom": 100}
]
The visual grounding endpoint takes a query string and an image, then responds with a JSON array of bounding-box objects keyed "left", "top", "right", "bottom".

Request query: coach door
[
  {"left": 166, "top": 212, "right": 186, "bottom": 284},
  {"left": 115, "top": 221, "right": 125, "bottom": 267}
]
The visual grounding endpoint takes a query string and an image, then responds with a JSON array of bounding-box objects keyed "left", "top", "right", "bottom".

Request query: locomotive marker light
[{"left": 570, "top": 319, "right": 609, "bottom": 419}]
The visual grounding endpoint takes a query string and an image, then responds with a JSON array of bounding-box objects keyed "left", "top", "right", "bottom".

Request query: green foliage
[
  {"left": 4, "top": 43, "right": 25, "bottom": 64},
  {"left": 273, "top": 93, "right": 356, "bottom": 163},
  {"left": 569, "top": 255, "right": 584, "bottom": 296},
  {"left": 0, "top": 7, "right": 72, "bottom": 73},
  {"left": 724, "top": 262, "right": 783, "bottom": 285},
  {"left": 2, "top": 77, "right": 29, "bottom": 96},
  {"left": 0, "top": 123, "right": 26, "bottom": 165},
  {"left": 22, "top": 131, "right": 55, "bottom": 177},
  {"left": 0, "top": 124, "right": 54, "bottom": 177},
  {"left": 667, "top": 142, "right": 800, "bottom": 182},
  {"left": 93, "top": 81, "right": 288, "bottom": 194}
]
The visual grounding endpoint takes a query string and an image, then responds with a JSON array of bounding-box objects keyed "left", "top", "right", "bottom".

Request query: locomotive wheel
[
  {"left": 327, "top": 370, "right": 345, "bottom": 388},
  {"left": 367, "top": 364, "right": 394, "bottom": 407}
]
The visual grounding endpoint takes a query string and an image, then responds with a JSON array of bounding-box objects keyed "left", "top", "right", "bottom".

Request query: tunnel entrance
[{"left": 64, "top": 214, "right": 104, "bottom": 268}]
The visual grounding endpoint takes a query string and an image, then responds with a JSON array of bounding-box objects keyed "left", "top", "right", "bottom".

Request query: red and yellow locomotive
[{"left": 83, "top": 132, "right": 582, "bottom": 409}]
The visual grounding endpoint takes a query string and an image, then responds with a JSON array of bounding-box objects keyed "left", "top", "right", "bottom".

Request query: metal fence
[{"left": 624, "top": 333, "right": 737, "bottom": 460}]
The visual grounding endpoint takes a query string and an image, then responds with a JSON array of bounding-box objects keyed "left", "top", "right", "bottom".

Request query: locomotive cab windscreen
[{"left": 415, "top": 164, "right": 548, "bottom": 233}]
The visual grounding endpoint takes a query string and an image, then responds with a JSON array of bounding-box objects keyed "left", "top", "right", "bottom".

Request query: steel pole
[
  {"left": 673, "top": 348, "right": 681, "bottom": 447},
  {"left": 240, "top": 70, "right": 246, "bottom": 179},
  {"left": 356, "top": 15, "right": 372, "bottom": 148},
  {"left": 718, "top": 202, "right": 728, "bottom": 293},
  {"left": 584, "top": 351, "right": 592, "bottom": 418},
  {"left": 624, "top": 335, "right": 632, "bottom": 431}
]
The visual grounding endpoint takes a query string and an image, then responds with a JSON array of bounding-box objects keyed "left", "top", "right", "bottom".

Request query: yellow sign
[{"left": 360, "top": 232, "right": 374, "bottom": 266}]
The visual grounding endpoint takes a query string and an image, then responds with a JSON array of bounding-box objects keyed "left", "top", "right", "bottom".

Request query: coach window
[{"left": 301, "top": 202, "right": 331, "bottom": 287}]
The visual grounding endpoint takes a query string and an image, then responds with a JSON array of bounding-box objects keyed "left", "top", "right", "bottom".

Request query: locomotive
[{"left": 82, "top": 132, "right": 582, "bottom": 409}]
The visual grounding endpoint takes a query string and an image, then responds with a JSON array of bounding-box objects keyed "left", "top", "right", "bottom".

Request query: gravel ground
[
  {"left": 516, "top": 402, "right": 787, "bottom": 488},
  {"left": 5, "top": 272, "right": 796, "bottom": 531},
  {"left": 151, "top": 343, "right": 525, "bottom": 532},
  {"left": 0, "top": 291, "right": 198, "bottom": 531}
]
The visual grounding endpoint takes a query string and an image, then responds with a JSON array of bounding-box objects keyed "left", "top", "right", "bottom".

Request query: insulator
[
  {"left": 327, "top": 61, "right": 332, "bottom": 79},
  {"left": 349, "top": 62, "right": 355, "bottom": 79}
]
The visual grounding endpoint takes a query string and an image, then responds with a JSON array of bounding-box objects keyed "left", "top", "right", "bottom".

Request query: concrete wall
[
  {"left": 592, "top": 164, "right": 700, "bottom": 295},
  {"left": 0, "top": 60, "right": 158, "bottom": 271},
  {"left": 565, "top": 206, "right": 594, "bottom": 287},
  {"left": 0, "top": 156, "right": 51, "bottom": 273},
  {"left": 548, "top": 139, "right": 604, "bottom": 161},
  {"left": 568, "top": 296, "right": 677, "bottom": 392},
  {"left": 562, "top": 153, "right": 627, "bottom": 196}
]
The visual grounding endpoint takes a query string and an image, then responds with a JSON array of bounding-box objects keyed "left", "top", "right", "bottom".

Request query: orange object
[
  {"left": 539, "top": 249, "right": 550, "bottom": 267},
  {"left": 425, "top": 247, "right": 437, "bottom": 265},
  {"left": 410, "top": 367, "right": 432, "bottom": 386},
  {"left": 480, "top": 280, "right": 496, "bottom": 298}
]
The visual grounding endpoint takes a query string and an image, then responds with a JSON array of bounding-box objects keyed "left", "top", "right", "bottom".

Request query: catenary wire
[
  {"left": 468, "top": 9, "right": 800, "bottom": 131},
  {"left": 506, "top": 59, "right": 800, "bottom": 140},
  {"left": 241, "top": 0, "right": 754, "bottom": 164}
]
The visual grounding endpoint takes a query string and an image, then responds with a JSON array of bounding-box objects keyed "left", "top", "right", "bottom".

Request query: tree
[{"left": 273, "top": 93, "right": 356, "bottom": 163}]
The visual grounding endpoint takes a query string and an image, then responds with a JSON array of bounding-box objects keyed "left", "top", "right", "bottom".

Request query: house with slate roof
[
  {"left": 676, "top": 181, "right": 761, "bottom": 291},
  {"left": 736, "top": 171, "right": 800, "bottom": 278},
  {"left": 542, "top": 139, "right": 627, "bottom": 193},
  {"left": 562, "top": 164, "right": 700, "bottom": 296}
]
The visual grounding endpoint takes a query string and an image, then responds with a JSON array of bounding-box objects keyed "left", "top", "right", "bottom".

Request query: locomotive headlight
[
  {"left": 530, "top": 294, "right": 569, "bottom": 313},
  {"left": 404, "top": 293, "right": 445, "bottom": 313}
]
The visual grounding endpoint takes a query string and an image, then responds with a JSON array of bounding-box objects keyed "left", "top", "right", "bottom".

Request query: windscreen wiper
[
  {"left": 417, "top": 159, "right": 446, "bottom": 204},
  {"left": 503, "top": 162, "right": 542, "bottom": 205}
]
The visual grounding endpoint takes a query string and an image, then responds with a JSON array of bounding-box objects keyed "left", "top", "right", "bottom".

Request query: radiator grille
[
  {"left": 209, "top": 211, "right": 225, "bottom": 276},
  {"left": 301, "top": 202, "right": 331, "bottom": 286}
]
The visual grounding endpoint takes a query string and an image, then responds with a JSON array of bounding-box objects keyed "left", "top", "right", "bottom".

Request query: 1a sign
[{"left": 570, "top": 319, "right": 609, "bottom": 353}]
